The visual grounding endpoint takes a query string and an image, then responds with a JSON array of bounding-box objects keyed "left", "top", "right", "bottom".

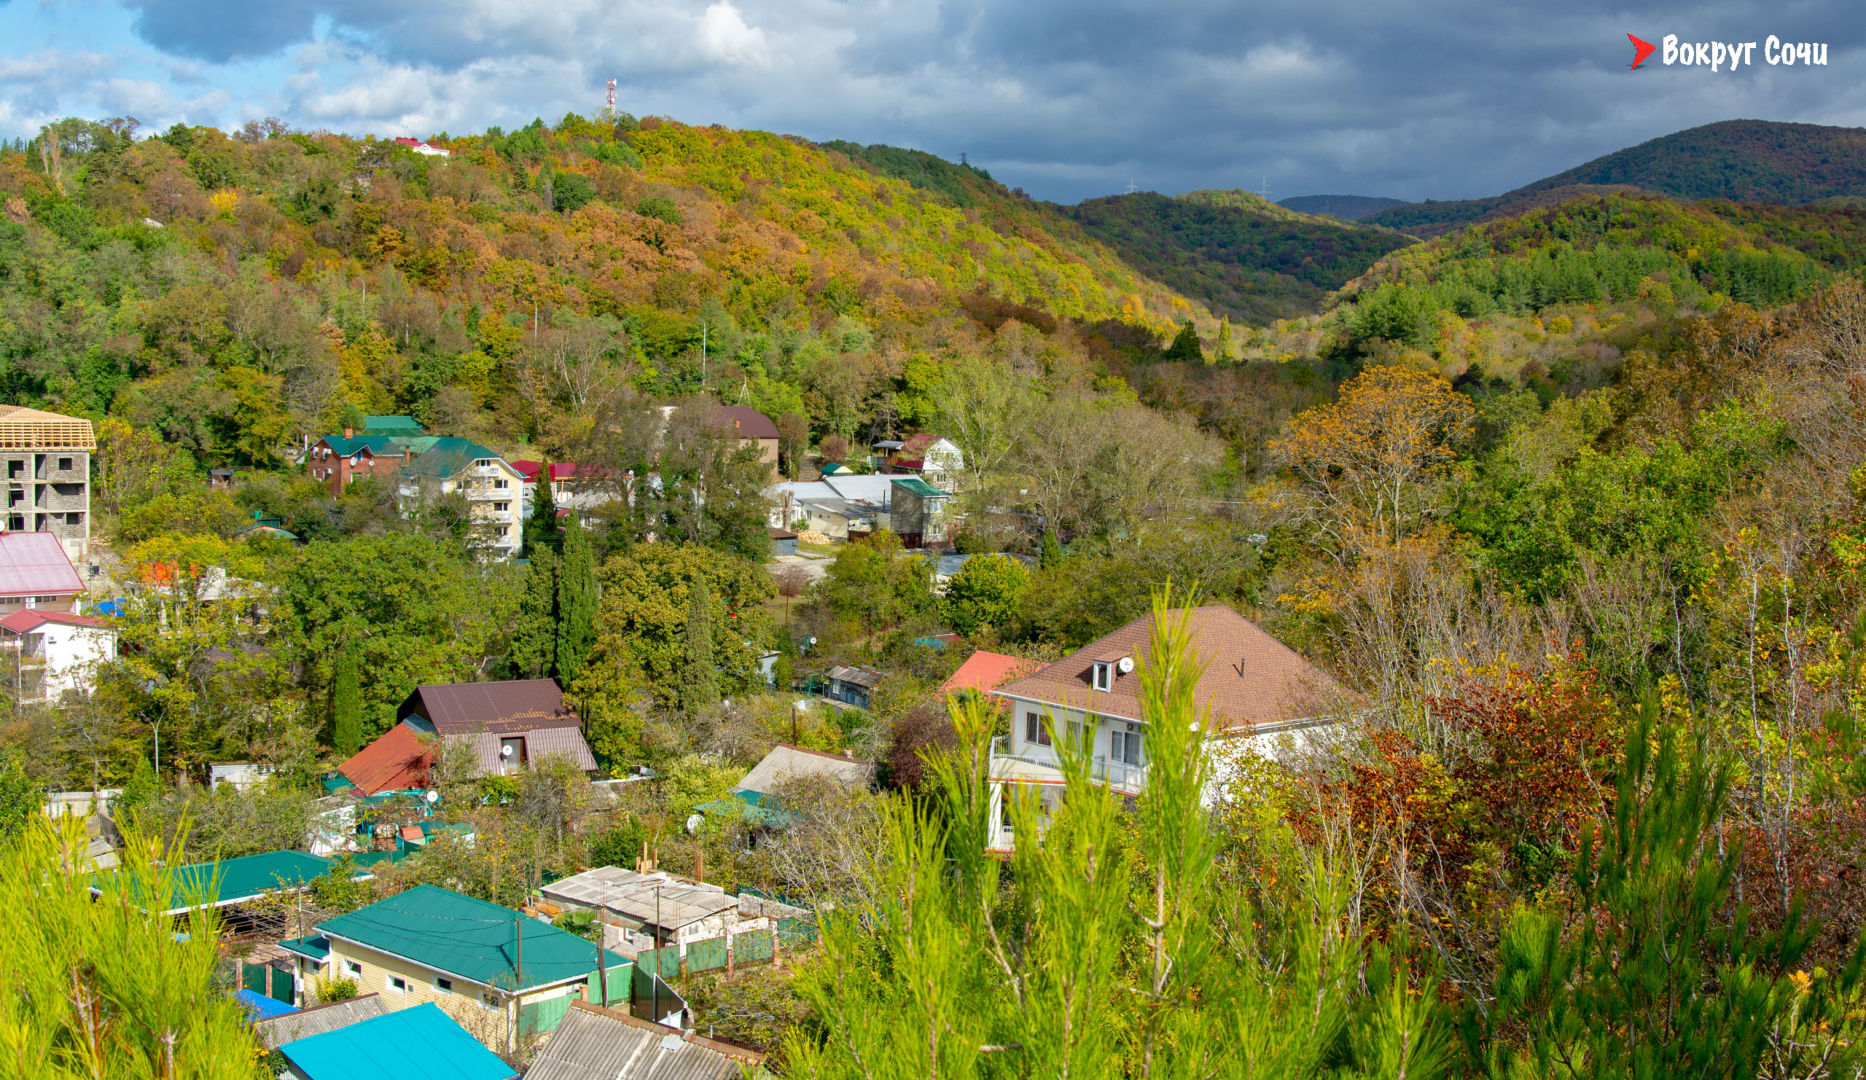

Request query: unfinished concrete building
[{"left": 0, "top": 407, "right": 93, "bottom": 564}]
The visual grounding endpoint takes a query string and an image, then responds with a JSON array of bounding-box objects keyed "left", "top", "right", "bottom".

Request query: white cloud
[{"left": 699, "top": 2, "right": 771, "bottom": 67}]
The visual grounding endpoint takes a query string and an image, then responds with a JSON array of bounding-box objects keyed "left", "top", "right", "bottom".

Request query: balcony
[{"left": 988, "top": 736, "right": 1147, "bottom": 797}]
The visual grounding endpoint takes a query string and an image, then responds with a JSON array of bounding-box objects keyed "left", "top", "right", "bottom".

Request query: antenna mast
[
  {"left": 605, "top": 78, "right": 617, "bottom": 116},
  {"left": 1259, "top": 175, "right": 1272, "bottom": 202}
]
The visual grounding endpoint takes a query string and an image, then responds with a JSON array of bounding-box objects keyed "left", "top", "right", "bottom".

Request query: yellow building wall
[{"left": 305, "top": 937, "right": 586, "bottom": 1047}]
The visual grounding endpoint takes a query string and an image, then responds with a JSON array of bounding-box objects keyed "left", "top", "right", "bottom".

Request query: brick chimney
[{"left": 342, "top": 427, "right": 354, "bottom": 438}]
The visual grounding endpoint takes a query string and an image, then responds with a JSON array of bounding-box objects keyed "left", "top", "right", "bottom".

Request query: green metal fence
[{"left": 687, "top": 935, "right": 728, "bottom": 973}]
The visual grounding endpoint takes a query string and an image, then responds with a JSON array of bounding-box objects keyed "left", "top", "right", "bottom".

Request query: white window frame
[
  {"left": 1091, "top": 662, "right": 1112, "bottom": 692},
  {"left": 344, "top": 960, "right": 362, "bottom": 978},
  {"left": 387, "top": 974, "right": 408, "bottom": 994},
  {"left": 1023, "top": 711, "right": 1052, "bottom": 748}
]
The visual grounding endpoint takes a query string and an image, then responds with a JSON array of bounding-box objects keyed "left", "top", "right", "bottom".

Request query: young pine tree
[
  {"left": 509, "top": 549, "right": 558, "bottom": 679},
  {"left": 681, "top": 575, "right": 716, "bottom": 718},
  {"left": 555, "top": 520, "right": 597, "bottom": 684},
  {"left": 331, "top": 640, "right": 363, "bottom": 756}
]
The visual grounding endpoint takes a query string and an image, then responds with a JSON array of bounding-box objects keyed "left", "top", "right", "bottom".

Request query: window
[
  {"left": 1091, "top": 662, "right": 1112, "bottom": 692},
  {"left": 1023, "top": 711, "right": 1052, "bottom": 747},
  {"left": 482, "top": 991, "right": 502, "bottom": 1010},
  {"left": 1066, "top": 719, "right": 1088, "bottom": 750},
  {"left": 56, "top": 458, "right": 71, "bottom": 471},
  {"left": 434, "top": 977, "right": 453, "bottom": 994},
  {"left": 493, "top": 501, "right": 509, "bottom": 513},
  {"left": 344, "top": 960, "right": 362, "bottom": 978},
  {"left": 1110, "top": 726, "right": 1143, "bottom": 767},
  {"left": 493, "top": 479, "right": 510, "bottom": 490},
  {"left": 388, "top": 975, "right": 408, "bottom": 994}
]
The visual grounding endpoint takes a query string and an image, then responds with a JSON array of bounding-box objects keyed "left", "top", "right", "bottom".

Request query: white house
[
  {"left": 395, "top": 439, "right": 527, "bottom": 559},
  {"left": 889, "top": 434, "right": 964, "bottom": 493},
  {"left": 986, "top": 605, "right": 1352, "bottom": 853},
  {"left": 0, "top": 609, "right": 115, "bottom": 702}
]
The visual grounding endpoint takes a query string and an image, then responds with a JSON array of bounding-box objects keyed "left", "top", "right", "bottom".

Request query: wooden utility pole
[{"left": 511, "top": 913, "right": 524, "bottom": 1054}]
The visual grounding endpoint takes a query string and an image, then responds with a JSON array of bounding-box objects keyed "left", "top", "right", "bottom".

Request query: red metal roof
[
  {"left": 0, "top": 609, "right": 111, "bottom": 633},
  {"left": 338, "top": 722, "right": 434, "bottom": 795},
  {"left": 400, "top": 679, "right": 580, "bottom": 735},
  {"left": 0, "top": 533, "right": 83, "bottom": 598},
  {"left": 940, "top": 651, "right": 1039, "bottom": 698},
  {"left": 510, "top": 460, "right": 543, "bottom": 482}
]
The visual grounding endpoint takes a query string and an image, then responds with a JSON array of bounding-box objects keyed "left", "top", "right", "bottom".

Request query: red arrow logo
[{"left": 1628, "top": 33, "right": 1657, "bottom": 69}]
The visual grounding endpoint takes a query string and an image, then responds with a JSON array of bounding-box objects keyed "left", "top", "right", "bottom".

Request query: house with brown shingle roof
[
  {"left": 336, "top": 678, "right": 597, "bottom": 795},
  {"left": 986, "top": 606, "right": 1352, "bottom": 852}
]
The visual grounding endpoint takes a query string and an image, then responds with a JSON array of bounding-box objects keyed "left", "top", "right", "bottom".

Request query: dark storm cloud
[{"left": 110, "top": 0, "right": 1866, "bottom": 202}]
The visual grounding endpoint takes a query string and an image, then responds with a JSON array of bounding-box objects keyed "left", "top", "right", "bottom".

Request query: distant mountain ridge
[
  {"left": 1362, "top": 120, "right": 1866, "bottom": 237},
  {"left": 1277, "top": 195, "right": 1409, "bottom": 221}
]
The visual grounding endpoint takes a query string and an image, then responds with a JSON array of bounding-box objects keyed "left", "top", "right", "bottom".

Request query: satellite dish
[
  {"left": 500, "top": 744, "right": 514, "bottom": 758},
  {"left": 425, "top": 790, "right": 440, "bottom": 805},
  {"left": 1117, "top": 656, "right": 1135, "bottom": 674},
  {"left": 685, "top": 813, "right": 704, "bottom": 834}
]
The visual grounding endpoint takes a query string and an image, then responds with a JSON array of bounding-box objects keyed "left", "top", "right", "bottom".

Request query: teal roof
[
  {"left": 322, "top": 435, "right": 403, "bottom": 457},
  {"left": 889, "top": 476, "right": 949, "bottom": 499},
  {"left": 398, "top": 438, "right": 505, "bottom": 481},
  {"left": 350, "top": 850, "right": 409, "bottom": 869},
  {"left": 696, "top": 791, "right": 798, "bottom": 827},
  {"left": 316, "top": 885, "right": 630, "bottom": 992},
  {"left": 363, "top": 415, "right": 426, "bottom": 436},
  {"left": 279, "top": 1002, "right": 517, "bottom": 1080},
  {"left": 280, "top": 935, "right": 331, "bottom": 962},
  {"left": 95, "top": 850, "right": 335, "bottom": 913}
]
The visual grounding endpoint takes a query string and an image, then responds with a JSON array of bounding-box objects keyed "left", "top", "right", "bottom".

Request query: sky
[{"left": 1, "top": 0, "right": 1863, "bottom": 204}]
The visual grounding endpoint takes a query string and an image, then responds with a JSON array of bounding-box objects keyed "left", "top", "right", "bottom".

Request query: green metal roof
[
  {"left": 322, "top": 435, "right": 403, "bottom": 458},
  {"left": 316, "top": 885, "right": 630, "bottom": 992},
  {"left": 280, "top": 935, "right": 331, "bottom": 962},
  {"left": 696, "top": 791, "right": 798, "bottom": 828},
  {"left": 279, "top": 1002, "right": 517, "bottom": 1080},
  {"left": 888, "top": 476, "right": 949, "bottom": 499},
  {"left": 349, "top": 850, "right": 409, "bottom": 870},
  {"left": 95, "top": 849, "right": 336, "bottom": 913},
  {"left": 398, "top": 438, "right": 505, "bottom": 480},
  {"left": 362, "top": 414, "right": 426, "bottom": 436}
]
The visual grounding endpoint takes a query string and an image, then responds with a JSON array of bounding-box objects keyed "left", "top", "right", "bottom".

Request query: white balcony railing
[{"left": 989, "top": 736, "right": 1147, "bottom": 796}]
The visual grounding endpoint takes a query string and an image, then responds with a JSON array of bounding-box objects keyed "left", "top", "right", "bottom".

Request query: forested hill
[
  {"left": 0, "top": 115, "right": 1217, "bottom": 469},
  {"left": 1363, "top": 120, "right": 1866, "bottom": 236},
  {"left": 1053, "top": 189, "right": 1414, "bottom": 322},
  {"left": 1277, "top": 194, "right": 1408, "bottom": 220}
]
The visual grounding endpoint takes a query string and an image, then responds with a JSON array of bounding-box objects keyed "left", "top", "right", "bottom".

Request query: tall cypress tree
[
  {"left": 681, "top": 575, "right": 716, "bottom": 718},
  {"left": 522, "top": 473, "right": 559, "bottom": 557},
  {"left": 331, "top": 640, "right": 362, "bottom": 756},
  {"left": 555, "top": 520, "right": 597, "bottom": 684},
  {"left": 509, "top": 549, "right": 558, "bottom": 679},
  {"left": 1040, "top": 528, "right": 1064, "bottom": 569}
]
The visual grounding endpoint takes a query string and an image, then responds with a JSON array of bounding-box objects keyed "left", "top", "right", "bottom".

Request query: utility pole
[
  {"left": 593, "top": 931, "right": 608, "bottom": 1007},
  {"left": 652, "top": 884, "right": 662, "bottom": 1021},
  {"left": 511, "top": 913, "right": 524, "bottom": 1054}
]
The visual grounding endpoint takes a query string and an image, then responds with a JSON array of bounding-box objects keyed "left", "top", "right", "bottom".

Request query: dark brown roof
[
  {"left": 993, "top": 606, "right": 1352, "bottom": 733},
  {"left": 399, "top": 679, "right": 580, "bottom": 735},
  {"left": 717, "top": 406, "right": 779, "bottom": 440}
]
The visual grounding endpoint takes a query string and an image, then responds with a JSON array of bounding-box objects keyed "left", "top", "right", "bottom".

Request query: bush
[
  {"left": 313, "top": 975, "right": 358, "bottom": 1003},
  {"left": 635, "top": 196, "right": 683, "bottom": 225}
]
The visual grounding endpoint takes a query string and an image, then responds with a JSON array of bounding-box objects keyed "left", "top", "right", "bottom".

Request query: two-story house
[
  {"left": 337, "top": 678, "right": 598, "bottom": 796},
  {"left": 986, "top": 605, "right": 1350, "bottom": 853},
  {"left": 305, "top": 435, "right": 410, "bottom": 496},
  {"left": 395, "top": 438, "right": 527, "bottom": 558}
]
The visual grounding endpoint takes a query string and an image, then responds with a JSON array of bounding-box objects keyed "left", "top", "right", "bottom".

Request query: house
[
  {"left": 513, "top": 461, "right": 621, "bottom": 513},
  {"left": 394, "top": 438, "right": 527, "bottom": 558},
  {"left": 986, "top": 605, "right": 1352, "bottom": 852},
  {"left": 305, "top": 434, "right": 409, "bottom": 496},
  {"left": 734, "top": 743, "right": 874, "bottom": 800},
  {"left": 91, "top": 849, "right": 343, "bottom": 916},
  {"left": 280, "top": 885, "right": 631, "bottom": 1041},
  {"left": 885, "top": 477, "right": 951, "bottom": 548},
  {"left": 525, "top": 1000, "right": 763, "bottom": 1080},
  {"left": 207, "top": 761, "right": 278, "bottom": 792},
  {"left": 252, "top": 993, "right": 389, "bottom": 1050},
  {"left": 767, "top": 474, "right": 899, "bottom": 540},
  {"left": 277, "top": 1002, "right": 516, "bottom": 1080},
  {"left": 0, "top": 608, "right": 113, "bottom": 701},
  {"left": 0, "top": 531, "right": 85, "bottom": 614},
  {"left": 391, "top": 137, "right": 452, "bottom": 158},
  {"left": 337, "top": 678, "right": 597, "bottom": 796},
  {"left": 883, "top": 434, "right": 964, "bottom": 492},
  {"left": 232, "top": 510, "right": 299, "bottom": 541},
  {"left": 0, "top": 405, "right": 93, "bottom": 562},
  {"left": 207, "top": 468, "right": 239, "bottom": 489},
  {"left": 824, "top": 665, "right": 883, "bottom": 709},
  {"left": 541, "top": 866, "right": 805, "bottom": 957},
  {"left": 940, "top": 651, "right": 1040, "bottom": 702},
  {"left": 716, "top": 406, "right": 780, "bottom": 475}
]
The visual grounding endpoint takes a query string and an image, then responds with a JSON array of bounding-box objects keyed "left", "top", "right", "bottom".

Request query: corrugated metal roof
[
  {"left": 94, "top": 849, "right": 335, "bottom": 914},
  {"left": 525, "top": 1001, "right": 758, "bottom": 1080},
  {"left": 251, "top": 993, "right": 387, "bottom": 1049},
  {"left": 940, "top": 651, "right": 1040, "bottom": 698},
  {"left": 402, "top": 679, "right": 579, "bottom": 735},
  {"left": 827, "top": 665, "right": 884, "bottom": 689},
  {"left": 278, "top": 1002, "right": 517, "bottom": 1080},
  {"left": 339, "top": 722, "right": 434, "bottom": 795},
  {"left": 733, "top": 744, "right": 873, "bottom": 797},
  {"left": 315, "top": 885, "right": 630, "bottom": 992},
  {"left": 0, "top": 532, "right": 83, "bottom": 598},
  {"left": 0, "top": 609, "right": 111, "bottom": 633},
  {"left": 887, "top": 476, "right": 949, "bottom": 499},
  {"left": 541, "top": 868, "right": 739, "bottom": 931}
]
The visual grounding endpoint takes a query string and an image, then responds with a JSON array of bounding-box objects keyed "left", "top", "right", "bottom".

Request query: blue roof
[
  {"left": 279, "top": 1002, "right": 517, "bottom": 1080},
  {"left": 235, "top": 989, "right": 297, "bottom": 1020}
]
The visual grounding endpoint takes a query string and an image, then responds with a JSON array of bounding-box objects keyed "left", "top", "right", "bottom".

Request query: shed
[
  {"left": 767, "top": 527, "right": 798, "bottom": 557},
  {"left": 91, "top": 849, "right": 339, "bottom": 915},
  {"left": 734, "top": 744, "right": 874, "bottom": 798},
  {"left": 251, "top": 993, "right": 388, "bottom": 1049},
  {"left": 540, "top": 867, "right": 742, "bottom": 948},
  {"left": 825, "top": 665, "right": 884, "bottom": 709},
  {"left": 277, "top": 1001, "right": 517, "bottom": 1080},
  {"left": 524, "top": 1001, "right": 762, "bottom": 1080}
]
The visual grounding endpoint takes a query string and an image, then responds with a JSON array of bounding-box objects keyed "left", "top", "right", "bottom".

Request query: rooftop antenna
[
  {"left": 1126, "top": 178, "right": 1138, "bottom": 195},
  {"left": 605, "top": 78, "right": 617, "bottom": 116},
  {"left": 1259, "top": 175, "right": 1273, "bottom": 202}
]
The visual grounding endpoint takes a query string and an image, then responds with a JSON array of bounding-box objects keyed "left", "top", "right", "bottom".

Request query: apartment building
[{"left": 0, "top": 406, "right": 93, "bottom": 564}]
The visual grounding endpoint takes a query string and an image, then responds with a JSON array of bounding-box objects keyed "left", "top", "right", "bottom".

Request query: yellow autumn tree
[{"left": 1269, "top": 364, "right": 1474, "bottom": 551}]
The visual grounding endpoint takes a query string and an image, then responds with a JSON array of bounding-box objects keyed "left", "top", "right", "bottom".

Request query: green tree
[
  {"left": 1040, "top": 528, "right": 1064, "bottom": 569},
  {"left": 0, "top": 752, "right": 39, "bottom": 840},
  {"left": 581, "top": 543, "right": 774, "bottom": 708},
  {"left": 522, "top": 474, "right": 559, "bottom": 557},
  {"left": 555, "top": 520, "right": 598, "bottom": 684},
  {"left": 330, "top": 639, "right": 362, "bottom": 756},
  {"left": 509, "top": 549, "right": 559, "bottom": 679},
  {"left": 940, "top": 553, "right": 1030, "bottom": 636},
  {"left": 1163, "top": 319, "right": 1203, "bottom": 362},
  {"left": 819, "top": 530, "right": 936, "bottom": 631},
  {"left": 682, "top": 575, "right": 718, "bottom": 717}
]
